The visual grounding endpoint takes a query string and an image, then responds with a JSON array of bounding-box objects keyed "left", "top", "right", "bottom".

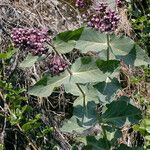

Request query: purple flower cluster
[
  {"left": 75, "top": 0, "right": 84, "bottom": 8},
  {"left": 92, "top": 2, "right": 107, "bottom": 12},
  {"left": 11, "top": 28, "right": 48, "bottom": 55},
  {"left": 88, "top": 9, "right": 120, "bottom": 32},
  {"left": 116, "top": 0, "right": 125, "bottom": 8},
  {"left": 48, "top": 54, "right": 68, "bottom": 75},
  {"left": 87, "top": 2, "right": 120, "bottom": 32}
]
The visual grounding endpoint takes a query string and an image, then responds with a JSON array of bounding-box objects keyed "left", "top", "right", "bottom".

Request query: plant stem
[
  {"left": 66, "top": 68, "right": 73, "bottom": 76},
  {"left": 101, "top": 125, "right": 110, "bottom": 150},
  {"left": 47, "top": 42, "right": 86, "bottom": 109},
  {"left": 46, "top": 41, "right": 60, "bottom": 56},
  {"left": 106, "top": 34, "right": 110, "bottom": 61},
  {"left": 76, "top": 83, "right": 86, "bottom": 108},
  {"left": 66, "top": 69, "right": 86, "bottom": 110}
]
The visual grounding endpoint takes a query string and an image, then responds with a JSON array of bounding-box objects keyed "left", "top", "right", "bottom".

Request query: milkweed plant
[{"left": 9, "top": 0, "right": 150, "bottom": 149}]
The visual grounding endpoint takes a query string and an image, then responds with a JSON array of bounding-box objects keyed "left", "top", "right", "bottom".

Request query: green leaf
[
  {"left": 0, "top": 48, "right": 17, "bottom": 59},
  {"left": 64, "top": 83, "right": 81, "bottom": 96},
  {"left": 54, "top": 40, "right": 76, "bottom": 54},
  {"left": 110, "top": 34, "right": 135, "bottom": 56},
  {"left": 72, "top": 145, "right": 79, "bottom": 150},
  {"left": 61, "top": 116, "right": 85, "bottom": 133},
  {"left": 100, "top": 96, "right": 142, "bottom": 127},
  {"left": 61, "top": 101, "right": 97, "bottom": 133},
  {"left": 73, "top": 101, "right": 97, "bottom": 128},
  {"left": 94, "top": 78, "right": 121, "bottom": 103},
  {"left": 63, "top": 84, "right": 99, "bottom": 133},
  {"left": 64, "top": 84, "right": 99, "bottom": 131},
  {"left": 22, "top": 114, "right": 41, "bottom": 132},
  {"left": 94, "top": 60, "right": 121, "bottom": 103},
  {"left": 75, "top": 27, "right": 149, "bottom": 66},
  {"left": 53, "top": 27, "right": 83, "bottom": 54},
  {"left": 28, "top": 71, "right": 70, "bottom": 97},
  {"left": 96, "top": 59, "right": 120, "bottom": 78},
  {"left": 133, "top": 118, "right": 150, "bottom": 136},
  {"left": 145, "top": 135, "right": 150, "bottom": 141},
  {"left": 70, "top": 57, "right": 107, "bottom": 83},
  {"left": 19, "top": 54, "right": 39, "bottom": 68},
  {"left": 75, "top": 28, "right": 135, "bottom": 55},
  {"left": 110, "top": 35, "right": 150, "bottom": 66},
  {"left": 9, "top": 113, "right": 19, "bottom": 125},
  {"left": 98, "top": 49, "right": 116, "bottom": 61},
  {"left": 73, "top": 84, "right": 99, "bottom": 105},
  {"left": 75, "top": 28, "right": 107, "bottom": 53},
  {"left": 28, "top": 56, "right": 107, "bottom": 97},
  {"left": 0, "top": 144, "right": 3, "bottom": 150},
  {"left": 116, "top": 45, "right": 150, "bottom": 66},
  {"left": 82, "top": 136, "right": 110, "bottom": 150},
  {"left": 22, "top": 121, "right": 41, "bottom": 132},
  {"left": 105, "top": 126, "right": 122, "bottom": 146}
]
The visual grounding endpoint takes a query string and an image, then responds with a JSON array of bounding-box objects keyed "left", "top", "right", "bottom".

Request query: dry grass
[
  {"left": 0, "top": 0, "right": 81, "bottom": 36},
  {"left": 115, "top": 7, "right": 133, "bottom": 37}
]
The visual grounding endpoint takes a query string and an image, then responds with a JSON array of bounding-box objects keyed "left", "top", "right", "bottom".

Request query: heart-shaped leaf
[
  {"left": 62, "top": 84, "right": 100, "bottom": 132},
  {"left": 61, "top": 101, "right": 97, "bottom": 133},
  {"left": 28, "top": 71, "right": 70, "bottom": 97},
  {"left": 70, "top": 57, "right": 107, "bottom": 83},
  {"left": 75, "top": 28, "right": 107, "bottom": 53},
  {"left": 73, "top": 84, "right": 99, "bottom": 106},
  {"left": 100, "top": 96, "right": 142, "bottom": 127},
  {"left": 96, "top": 59, "right": 120, "bottom": 78},
  {"left": 73, "top": 101, "right": 97, "bottom": 128},
  {"left": 110, "top": 34, "right": 135, "bottom": 56},
  {"left": 103, "top": 126, "right": 122, "bottom": 146},
  {"left": 75, "top": 27, "right": 149, "bottom": 66},
  {"left": 116, "top": 45, "right": 150, "bottom": 66},
  {"left": 28, "top": 56, "right": 107, "bottom": 97},
  {"left": 94, "top": 78, "right": 121, "bottom": 103},
  {"left": 53, "top": 27, "right": 83, "bottom": 54}
]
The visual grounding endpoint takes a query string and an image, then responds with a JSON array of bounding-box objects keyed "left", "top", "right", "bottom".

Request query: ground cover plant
[{"left": 0, "top": 0, "right": 150, "bottom": 149}]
